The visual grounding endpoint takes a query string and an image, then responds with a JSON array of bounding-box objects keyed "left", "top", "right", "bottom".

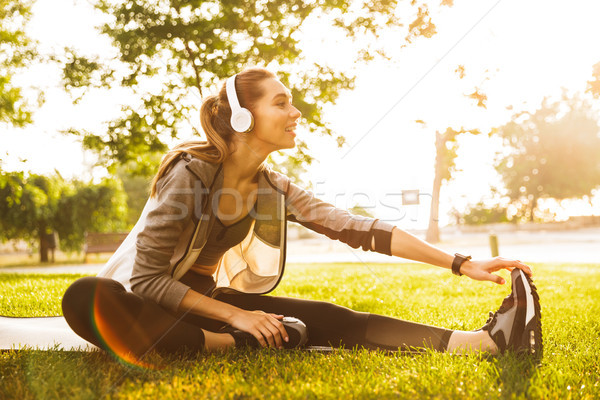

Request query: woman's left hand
[{"left": 459, "top": 257, "right": 533, "bottom": 285}]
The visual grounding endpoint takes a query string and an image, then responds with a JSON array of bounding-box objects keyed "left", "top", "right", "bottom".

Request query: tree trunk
[
  {"left": 426, "top": 131, "right": 443, "bottom": 244},
  {"left": 39, "top": 229, "right": 49, "bottom": 263},
  {"left": 528, "top": 195, "right": 538, "bottom": 222}
]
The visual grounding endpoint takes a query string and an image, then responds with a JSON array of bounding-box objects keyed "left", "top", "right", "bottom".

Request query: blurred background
[{"left": 1, "top": 0, "right": 599, "bottom": 266}]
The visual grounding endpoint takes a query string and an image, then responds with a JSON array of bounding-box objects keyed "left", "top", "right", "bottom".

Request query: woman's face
[{"left": 248, "top": 78, "right": 302, "bottom": 152}]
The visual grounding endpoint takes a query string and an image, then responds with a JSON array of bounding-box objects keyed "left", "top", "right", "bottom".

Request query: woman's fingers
[
  {"left": 488, "top": 257, "right": 533, "bottom": 276},
  {"left": 266, "top": 313, "right": 289, "bottom": 343},
  {"left": 466, "top": 258, "right": 532, "bottom": 284},
  {"left": 503, "top": 259, "right": 532, "bottom": 276},
  {"left": 248, "top": 312, "right": 287, "bottom": 348},
  {"left": 266, "top": 314, "right": 288, "bottom": 348},
  {"left": 260, "top": 325, "right": 277, "bottom": 348},
  {"left": 250, "top": 329, "right": 268, "bottom": 348},
  {"left": 232, "top": 311, "right": 291, "bottom": 349},
  {"left": 516, "top": 260, "right": 533, "bottom": 276},
  {"left": 263, "top": 321, "right": 284, "bottom": 348},
  {"left": 487, "top": 272, "right": 506, "bottom": 285},
  {"left": 489, "top": 260, "right": 531, "bottom": 284},
  {"left": 275, "top": 320, "right": 289, "bottom": 343}
]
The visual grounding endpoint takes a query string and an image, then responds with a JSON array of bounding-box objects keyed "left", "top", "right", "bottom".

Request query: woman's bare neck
[{"left": 222, "top": 145, "right": 266, "bottom": 187}]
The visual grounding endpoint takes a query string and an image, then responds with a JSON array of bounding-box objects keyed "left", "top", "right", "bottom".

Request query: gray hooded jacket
[{"left": 97, "top": 154, "right": 395, "bottom": 312}]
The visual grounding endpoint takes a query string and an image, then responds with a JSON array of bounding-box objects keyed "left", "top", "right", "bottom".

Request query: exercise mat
[
  {"left": 0, "top": 316, "right": 97, "bottom": 351},
  {"left": 0, "top": 317, "right": 343, "bottom": 353}
]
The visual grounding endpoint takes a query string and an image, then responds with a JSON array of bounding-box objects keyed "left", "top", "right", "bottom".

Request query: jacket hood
[{"left": 181, "top": 153, "right": 221, "bottom": 189}]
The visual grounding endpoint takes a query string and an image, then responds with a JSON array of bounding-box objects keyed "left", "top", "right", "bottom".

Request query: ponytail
[
  {"left": 150, "top": 67, "right": 276, "bottom": 197},
  {"left": 150, "top": 95, "right": 233, "bottom": 197}
]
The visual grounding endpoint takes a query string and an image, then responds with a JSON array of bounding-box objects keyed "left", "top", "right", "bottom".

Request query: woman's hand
[
  {"left": 229, "top": 309, "right": 289, "bottom": 348},
  {"left": 460, "top": 257, "right": 533, "bottom": 285}
]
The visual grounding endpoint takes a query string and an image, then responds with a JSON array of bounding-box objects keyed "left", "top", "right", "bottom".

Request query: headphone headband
[
  {"left": 226, "top": 74, "right": 254, "bottom": 133},
  {"left": 226, "top": 75, "right": 242, "bottom": 111}
]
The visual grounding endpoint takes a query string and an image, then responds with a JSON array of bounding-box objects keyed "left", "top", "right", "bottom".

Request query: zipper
[{"left": 172, "top": 164, "right": 222, "bottom": 274}]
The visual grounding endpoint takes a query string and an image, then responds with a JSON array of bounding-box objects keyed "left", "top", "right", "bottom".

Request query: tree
[
  {"left": 0, "top": 170, "right": 61, "bottom": 261},
  {"left": 349, "top": 203, "right": 374, "bottom": 218},
  {"left": 115, "top": 157, "right": 159, "bottom": 227},
  {"left": 58, "top": 0, "right": 453, "bottom": 176},
  {"left": 53, "top": 179, "right": 128, "bottom": 252},
  {"left": 587, "top": 61, "right": 600, "bottom": 98},
  {"left": 425, "top": 126, "right": 481, "bottom": 243},
  {"left": 493, "top": 93, "right": 600, "bottom": 222},
  {"left": 417, "top": 64, "right": 491, "bottom": 243},
  {"left": 0, "top": 0, "right": 39, "bottom": 126},
  {"left": 461, "top": 201, "right": 511, "bottom": 225},
  {"left": 267, "top": 151, "right": 312, "bottom": 189},
  {"left": 0, "top": 169, "right": 127, "bottom": 261}
]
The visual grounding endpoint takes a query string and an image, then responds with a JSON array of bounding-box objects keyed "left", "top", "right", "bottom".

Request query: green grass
[{"left": 1, "top": 263, "right": 599, "bottom": 399}]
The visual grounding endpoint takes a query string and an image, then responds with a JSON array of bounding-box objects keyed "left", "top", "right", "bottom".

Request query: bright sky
[{"left": 2, "top": 0, "right": 600, "bottom": 229}]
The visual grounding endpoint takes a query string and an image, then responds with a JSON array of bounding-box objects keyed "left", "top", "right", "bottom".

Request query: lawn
[{"left": 1, "top": 262, "right": 599, "bottom": 399}]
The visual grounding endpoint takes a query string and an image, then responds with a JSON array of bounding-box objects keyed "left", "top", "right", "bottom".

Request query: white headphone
[{"left": 226, "top": 74, "right": 254, "bottom": 133}]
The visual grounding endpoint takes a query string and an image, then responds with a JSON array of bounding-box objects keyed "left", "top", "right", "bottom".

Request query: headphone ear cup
[{"left": 230, "top": 108, "right": 254, "bottom": 133}]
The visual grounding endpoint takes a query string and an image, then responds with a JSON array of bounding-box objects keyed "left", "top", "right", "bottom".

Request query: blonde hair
[{"left": 150, "top": 67, "right": 276, "bottom": 196}]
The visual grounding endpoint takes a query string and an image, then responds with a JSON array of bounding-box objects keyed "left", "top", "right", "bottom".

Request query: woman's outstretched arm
[
  {"left": 280, "top": 172, "right": 531, "bottom": 284},
  {"left": 387, "top": 227, "right": 533, "bottom": 284}
]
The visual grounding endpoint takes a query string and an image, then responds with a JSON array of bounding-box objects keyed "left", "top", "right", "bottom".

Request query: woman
[{"left": 62, "top": 67, "right": 542, "bottom": 362}]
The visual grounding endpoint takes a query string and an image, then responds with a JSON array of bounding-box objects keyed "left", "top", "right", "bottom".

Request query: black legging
[{"left": 62, "top": 272, "right": 453, "bottom": 359}]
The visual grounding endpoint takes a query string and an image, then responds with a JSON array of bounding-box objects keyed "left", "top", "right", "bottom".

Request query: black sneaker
[
  {"left": 480, "top": 269, "right": 542, "bottom": 358},
  {"left": 220, "top": 316, "right": 308, "bottom": 349}
]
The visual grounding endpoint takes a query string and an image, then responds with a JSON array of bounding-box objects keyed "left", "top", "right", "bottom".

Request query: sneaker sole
[{"left": 516, "top": 269, "right": 543, "bottom": 359}]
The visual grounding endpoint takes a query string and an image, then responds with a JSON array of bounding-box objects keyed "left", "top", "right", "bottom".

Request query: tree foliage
[
  {"left": 435, "top": 126, "right": 482, "bottom": 182},
  {"left": 494, "top": 93, "right": 600, "bottom": 221},
  {"left": 424, "top": 63, "right": 489, "bottom": 242},
  {"left": 0, "top": 168, "right": 127, "bottom": 260},
  {"left": 115, "top": 159, "right": 156, "bottom": 227},
  {"left": 349, "top": 203, "right": 374, "bottom": 218},
  {"left": 0, "top": 0, "right": 39, "bottom": 126},
  {"left": 59, "top": 0, "right": 452, "bottom": 176},
  {"left": 0, "top": 170, "right": 60, "bottom": 245},
  {"left": 461, "top": 201, "right": 511, "bottom": 225},
  {"left": 587, "top": 61, "right": 600, "bottom": 98},
  {"left": 53, "top": 179, "right": 128, "bottom": 252}
]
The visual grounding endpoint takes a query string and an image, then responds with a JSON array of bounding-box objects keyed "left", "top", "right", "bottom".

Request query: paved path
[
  {"left": 1, "top": 227, "right": 598, "bottom": 274},
  {"left": 286, "top": 227, "right": 600, "bottom": 264}
]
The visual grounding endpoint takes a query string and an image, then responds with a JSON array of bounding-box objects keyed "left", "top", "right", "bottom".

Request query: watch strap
[{"left": 452, "top": 253, "right": 472, "bottom": 276}]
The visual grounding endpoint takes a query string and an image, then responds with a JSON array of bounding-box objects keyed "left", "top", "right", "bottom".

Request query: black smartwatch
[{"left": 452, "top": 253, "right": 472, "bottom": 276}]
